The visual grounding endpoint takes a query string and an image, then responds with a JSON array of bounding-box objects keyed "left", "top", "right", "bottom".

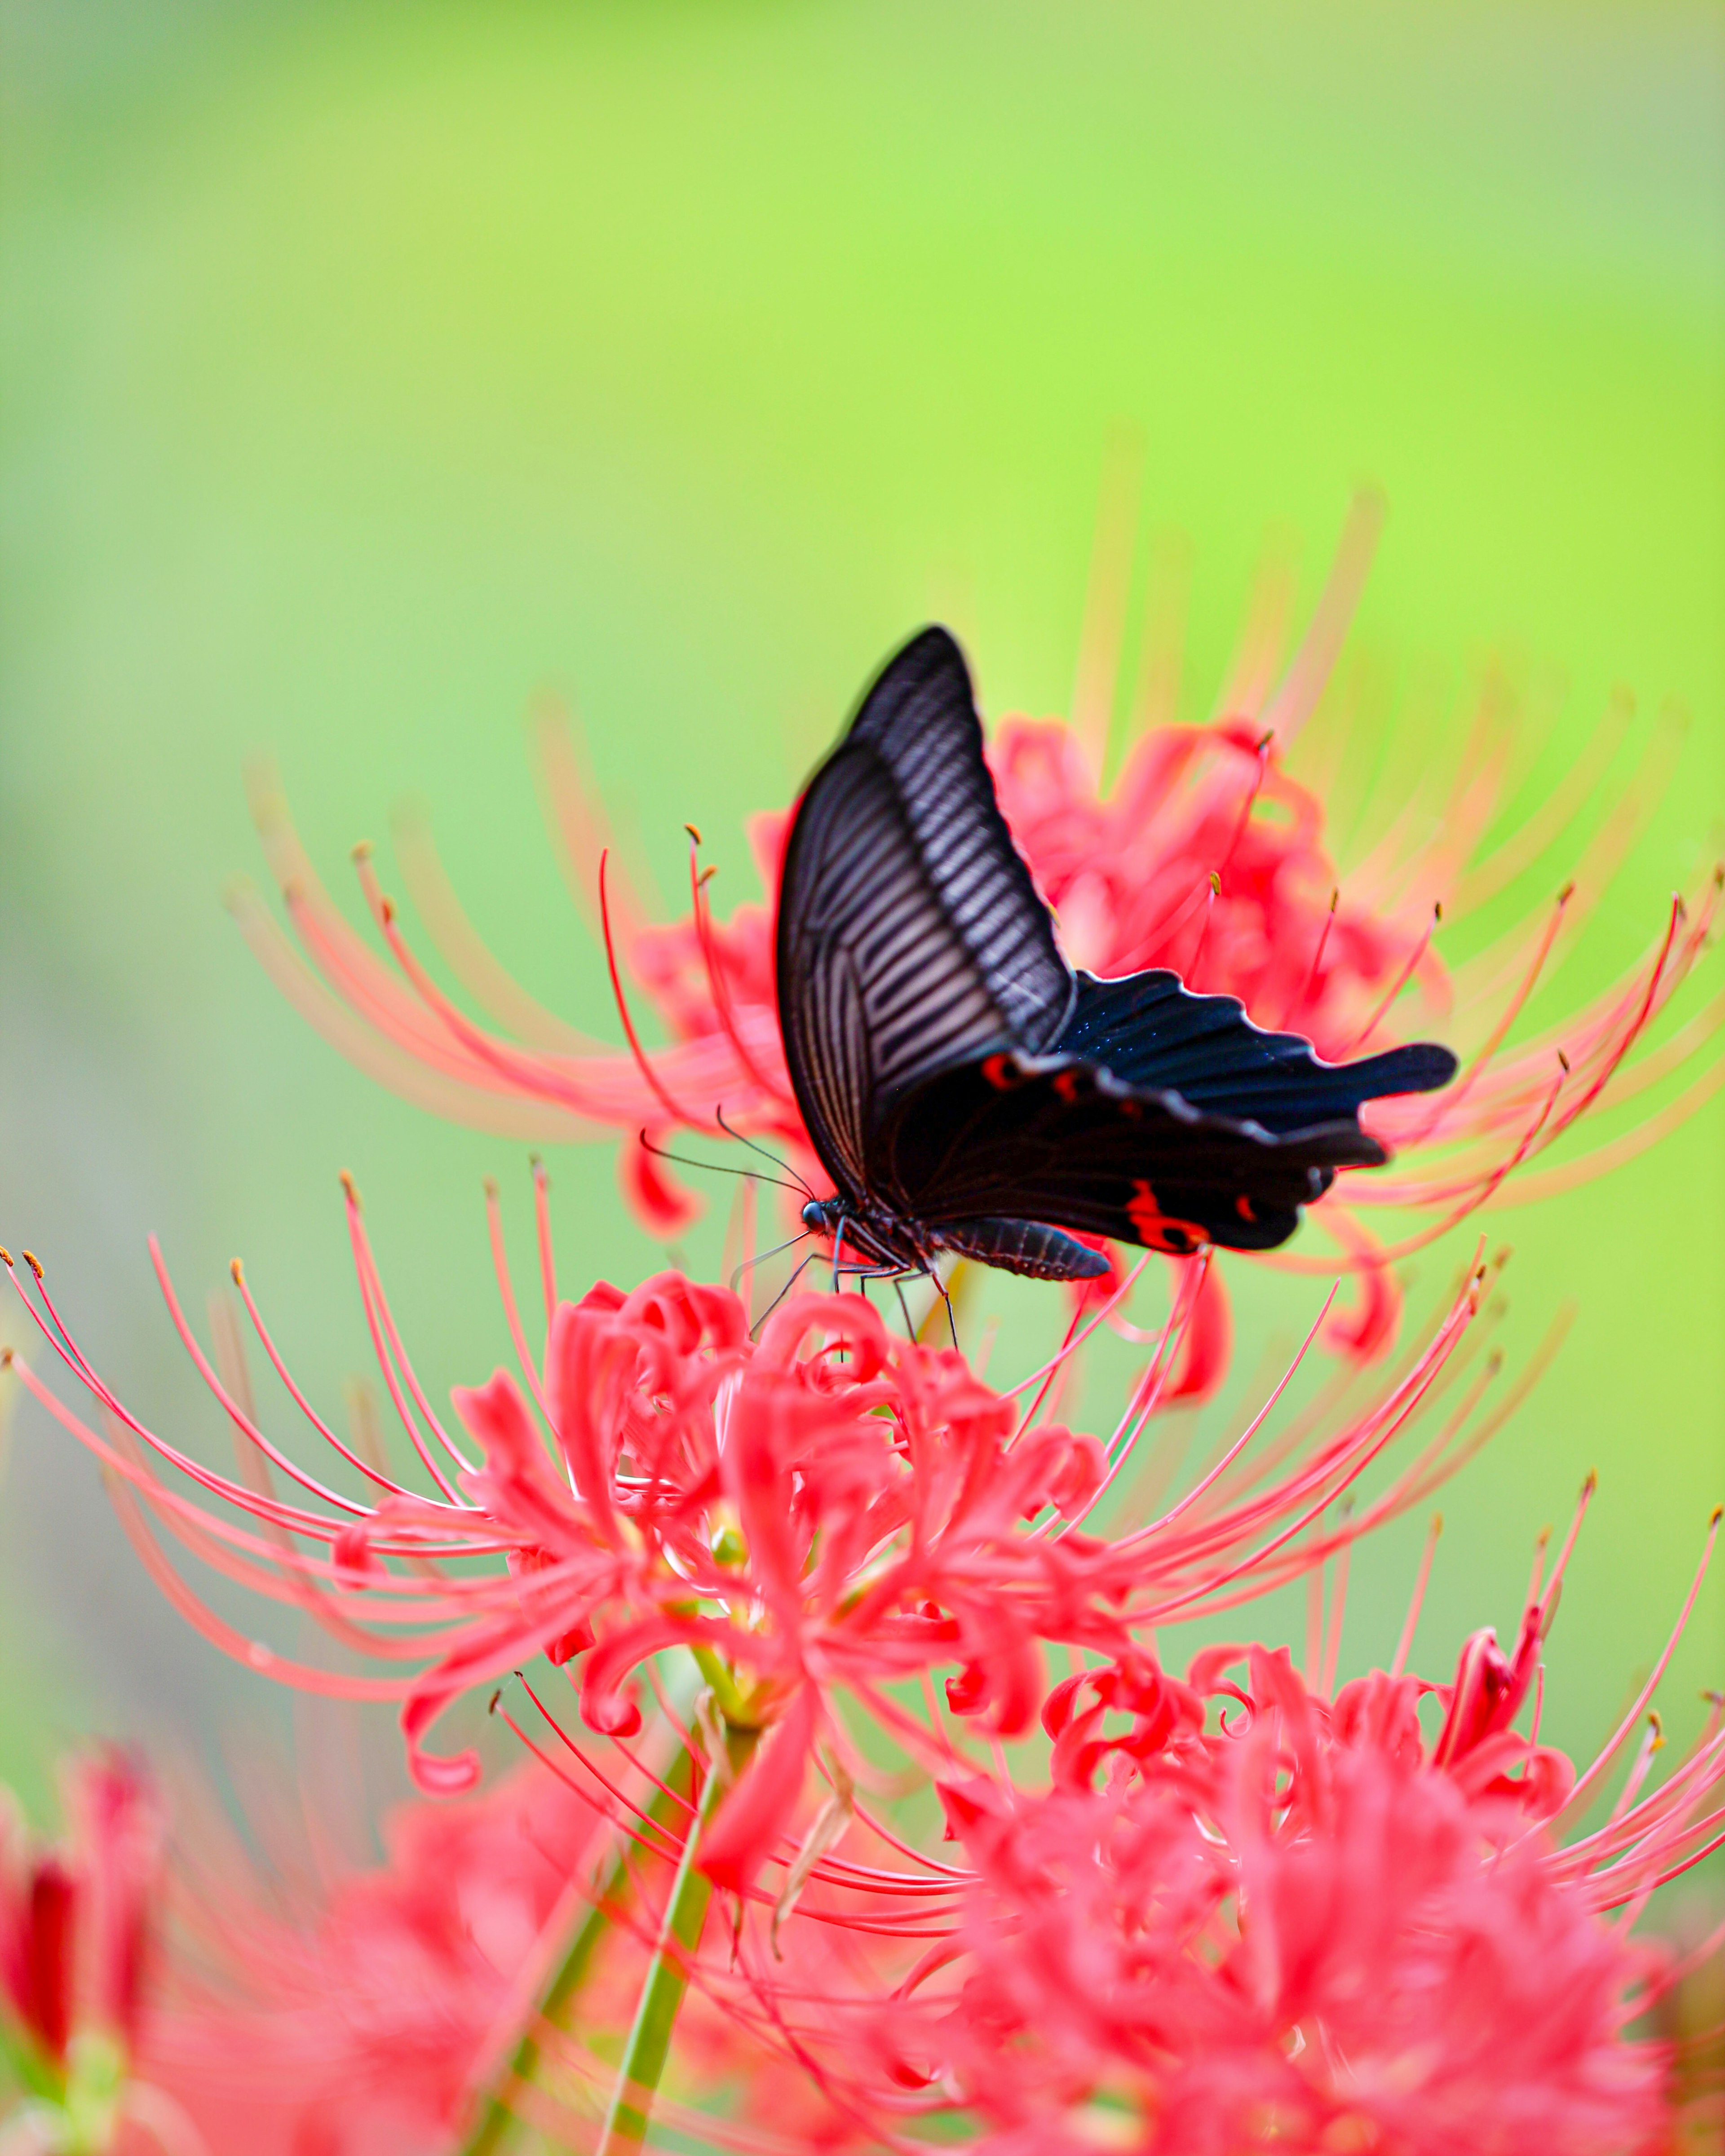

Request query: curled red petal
[
  {"left": 1160, "top": 1255, "right": 1232, "bottom": 1405},
  {"left": 699, "top": 1683, "right": 820, "bottom": 1899},
  {"left": 619, "top": 1128, "right": 703, "bottom": 1239}
]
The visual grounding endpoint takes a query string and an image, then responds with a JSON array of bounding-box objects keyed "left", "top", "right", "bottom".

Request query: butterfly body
[
  {"left": 799, "top": 1192, "right": 1112, "bottom": 1283},
  {"left": 777, "top": 627, "right": 1456, "bottom": 1290}
]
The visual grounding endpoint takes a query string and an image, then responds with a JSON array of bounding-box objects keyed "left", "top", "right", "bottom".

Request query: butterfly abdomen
[{"left": 933, "top": 1217, "right": 1111, "bottom": 1281}]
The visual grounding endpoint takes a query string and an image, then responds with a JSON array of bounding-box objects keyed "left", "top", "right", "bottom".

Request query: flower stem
[
  {"left": 459, "top": 1755, "right": 698, "bottom": 2156},
  {"left": 594, "top": 1719, "right": 760, "bottom": 2156}
]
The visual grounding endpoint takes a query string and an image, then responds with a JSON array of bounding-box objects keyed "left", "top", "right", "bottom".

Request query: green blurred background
[{"left": 1, "top": 1, "right": 1721, "bottom": 1816}]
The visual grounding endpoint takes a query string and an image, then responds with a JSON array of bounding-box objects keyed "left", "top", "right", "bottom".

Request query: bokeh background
[{"left": 1, "top": 0, "right": 1721, "bottom": 1837}]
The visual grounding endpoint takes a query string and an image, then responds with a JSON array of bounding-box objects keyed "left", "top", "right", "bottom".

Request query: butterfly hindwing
[
  {"left": 879, "top": 1050, "right": 1407, "bottom": 1256},
  {"left": 1055, "top": 969, "right": 1457, "bottom": 1135},
  {"left": 777, "top": 628, "right": 1074, "bottom": 1199}
]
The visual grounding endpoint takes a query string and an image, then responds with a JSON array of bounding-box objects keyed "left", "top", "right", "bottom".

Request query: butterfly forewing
[
  {"left": 842, "top": 629, "right": 1073, "bottom": 1052},
  {"left": 777, "top": 629, "right": 1074, "bottom": 1199}
]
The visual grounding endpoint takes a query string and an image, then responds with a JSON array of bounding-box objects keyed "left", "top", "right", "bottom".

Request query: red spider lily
[
  {"left": 149, "top": 1741, "right": 890, "bottom": 2156},
  {"left": 752, "top": 1503, "right": 1725, "bottom": 2156},
  {"left": 1, "top": 1752, "right": 160, "bottom": 2072},
  {"left": 3, "top": 1146, "right": 1509, "bottom": 1882},
  {"left": 228, "top": 494, "right": 1724, "bottom": 1375},
  {"left": 0, "top": 1750, "right": 176, "bottom": 2150},
  {"left": 437, "top": 1473, "right": 1723, "bottom": 2155},
  {"left": 6, "top": 1191, "right": 1720, "bottom": 2148},
  {"left": 150, "top": 1752, "right": 610, "bottom": 2153}
]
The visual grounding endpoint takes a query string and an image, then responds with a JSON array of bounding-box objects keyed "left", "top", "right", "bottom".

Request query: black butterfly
[{"left": 778, "top": 626, "right": 1457, "bottom": 1289}]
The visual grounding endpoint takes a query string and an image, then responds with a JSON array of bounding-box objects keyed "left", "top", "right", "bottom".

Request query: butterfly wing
[
  {"left": 1054, "top": 968, "right": 1458, "bottom": 1133},
  {"left": 776, "top": 627, "right": 1075, "bottom": 1199},
  {"left": 880, "top": 975, "right": 1457, "bottom": 1255},
  {"left": 880, "top": 1056, "right": 1332, "bottom": 1253}
]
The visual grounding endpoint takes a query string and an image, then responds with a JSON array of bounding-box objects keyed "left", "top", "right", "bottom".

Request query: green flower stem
[
  {"left": 459, "top": 1753, "right": 698, "bottom": 2156},
  {"left": 594, "top": 1718, "right": 761, "bottom": 2156},
  {"left": 688, "top": 1643, "right": 753, "bottom": 1726}
]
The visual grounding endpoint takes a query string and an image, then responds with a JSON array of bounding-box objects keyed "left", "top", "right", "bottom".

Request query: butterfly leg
[
  {"left": 749, "top": 1249, "right": 820, "bottom": 1337},
  {"left": 893, "top": 1278, "right": 917, "bottom": 1342},
  {"left": 931, "top": 1265, "right": 959, "bottom": 1349}
]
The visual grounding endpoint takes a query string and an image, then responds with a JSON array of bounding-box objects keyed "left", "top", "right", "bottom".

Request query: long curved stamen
[
  {"left": 340, "top": 1182, "right": 465, "bottom": 1502},
  {"left": 1141, "top": 1282, "right": 1338, "bottom": 1540},
  {"left": 687, "top": 830, "right": 788, "bottom": 1105},
  {"left": 1340, "top": 901, "right": 1442, "bottom": 1056},
  {"left": 1399, "top": 884, "right": 1572, "bottom": 1147},
  {"left": 228, "top": 1259, "right": 425, "bottom": 1502},
  {"left": 1556, "top": 1507, "right": 1721, "bottom": 1829},
  {"left": 1279, "top": 887, "right": 1339, "bottom": 1030},
  {"left": 600, "top": 849, "right": 705, "bottom": 1130},
  {"left": 485, "top": 1176, "right": 550, "bottom": 1414},
  {"left": 532, "top": 1155, "right": 558, "bottom": 1324}
]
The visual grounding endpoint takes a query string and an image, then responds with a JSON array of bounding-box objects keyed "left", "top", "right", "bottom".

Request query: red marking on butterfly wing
[{"left": 1127, "top": 1178, "right": 1207, "bottom": 1255}]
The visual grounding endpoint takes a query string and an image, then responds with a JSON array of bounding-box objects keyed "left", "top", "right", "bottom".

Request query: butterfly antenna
[
  {"left": 750, "top": 1250, "right": 819, "bottom": 1338},
  {"left": 729, "top": 1230, "right": 810, "bottom": 1293},
  {"left": 638, "top": 1131, "right": 809, "bottom": 1202},
  {"left": 714, "top": 1109, "right": 814, "bottom": 1199}
]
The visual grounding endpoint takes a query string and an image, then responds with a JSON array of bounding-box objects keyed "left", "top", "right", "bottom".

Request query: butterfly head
[{"left": 799, "top": 1196, "right": 924, "bottom": 1274}]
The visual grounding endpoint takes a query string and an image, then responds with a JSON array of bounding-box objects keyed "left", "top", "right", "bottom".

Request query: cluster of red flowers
[
  {"left": 5, "top": 1158, "right": 1724, "bottom": 2150},
  {"left": 846, "top": 1635, "right": 1708, "bottom": 2156},
  {"left": 4, "top": 505, "right": 1722, "bottom": 2152}
]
